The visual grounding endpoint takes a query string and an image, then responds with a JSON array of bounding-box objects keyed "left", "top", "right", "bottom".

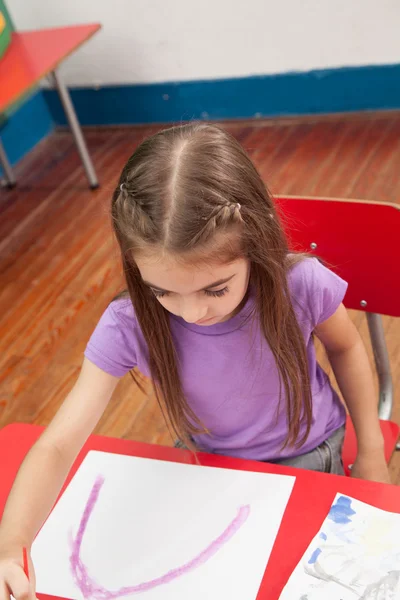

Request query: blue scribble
[
  {"left": 319, "top": 532, "right": 327, "bottom": 541},
  {"left": 308, "top": 547, "right": 322, "bottom": 564},
  {"left": 328, "top": 495, "right": 356, "bottom": 525}
]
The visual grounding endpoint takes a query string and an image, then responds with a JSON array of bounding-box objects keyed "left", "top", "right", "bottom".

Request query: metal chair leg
[
  {"left": 0, "top": 137, "right": 16, "bottom": 188},
  {"left": 50, "top": 70, "right": 99, "bottom": 189},
  {"left": 367, "top": 316, "right": 400, "bottom": 452},
  {"left": 366, "top": 312, "right": 394, "bottom": 421}
]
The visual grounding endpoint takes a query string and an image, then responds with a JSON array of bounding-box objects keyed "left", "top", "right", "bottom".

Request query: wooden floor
[{"left": 1, "top": 111, "right": 399, "bottom": 483}]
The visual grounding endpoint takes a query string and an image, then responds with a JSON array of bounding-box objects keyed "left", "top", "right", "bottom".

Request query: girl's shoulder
[
  {"left": 107, "top": 294, "right": 137, "bottom": 324},
  {"left": 287, "top": 256, "right": 348, "bottom": 327},
  {"left": 288, "top": 254, "right": 343, "bottom": 289},
  {"left": 84, "top": 294, "right": 140, "bottom": 378}
]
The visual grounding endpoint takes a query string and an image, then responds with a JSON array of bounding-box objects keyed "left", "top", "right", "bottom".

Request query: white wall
[{"left": 8, "top": 0, "right": 400, "bottom": 87}]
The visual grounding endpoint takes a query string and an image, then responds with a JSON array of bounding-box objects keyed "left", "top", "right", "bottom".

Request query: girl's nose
[{"left": 180, "top": 299, "right": 207, "bottom": 324}]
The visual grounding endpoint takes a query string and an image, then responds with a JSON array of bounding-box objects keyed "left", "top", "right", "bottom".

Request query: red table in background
[
  {"left": 0, "top": 24, "right": 101, "bottom": 188},
  {"left": 1, "top": 424, "right": 400, "bottom": 600}
]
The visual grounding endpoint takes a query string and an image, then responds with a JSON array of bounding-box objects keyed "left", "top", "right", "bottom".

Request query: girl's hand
[
  {"left": 350, "top": 452, "right": 391, "bottom": 484},
  {"left": 0, "top": 539, "right": 36, "bottom": 600}
]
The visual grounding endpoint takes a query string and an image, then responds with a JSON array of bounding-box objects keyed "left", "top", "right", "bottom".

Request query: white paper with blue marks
[{"left": 279, "top": 493, "right": 400, "bottom": 600}]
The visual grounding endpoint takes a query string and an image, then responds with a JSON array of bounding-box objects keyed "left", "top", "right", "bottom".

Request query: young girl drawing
[{"left": 0, "top": 123, "right": 390, "bottom": 599}]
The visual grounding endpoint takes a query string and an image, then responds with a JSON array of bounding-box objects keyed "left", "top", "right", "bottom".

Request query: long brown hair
[{"left": 111, "top": 123, "right": 312, "bottom": 449}]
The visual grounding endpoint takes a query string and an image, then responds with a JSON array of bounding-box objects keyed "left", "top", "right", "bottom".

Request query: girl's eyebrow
[{"left": 144, "top": 274, "right": 236, "bottom": 294}]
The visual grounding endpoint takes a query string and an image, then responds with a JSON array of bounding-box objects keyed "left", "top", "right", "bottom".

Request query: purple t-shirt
[{"left": 85, "top": 258, "right": 347, "bottom": 460}]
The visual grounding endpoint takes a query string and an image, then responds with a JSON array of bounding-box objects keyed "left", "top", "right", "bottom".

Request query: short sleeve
[
  {"left": 290, "top": 258, "right": 348, "bottom": 328},
  {"left": 84, "top": 301, "right": 137, "bottom": 377}
]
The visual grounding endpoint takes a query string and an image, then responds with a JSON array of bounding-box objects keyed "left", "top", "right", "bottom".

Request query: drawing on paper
[
  {"left": 280, "top": 494, "right": 400, "bottom": 600},
  {"left": 70, "top": 475, "right": 250, "bottom": 599},
  {"left": 32, "top": 450, "right": 296, "bottom": 600}
]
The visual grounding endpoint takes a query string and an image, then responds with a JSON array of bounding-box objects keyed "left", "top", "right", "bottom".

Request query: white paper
[
  {"left": 32, "top": 450, "right": 295, "bottom": 600},
  {"left": 280, "top": 493, "right": 400, "bottom": 600}
]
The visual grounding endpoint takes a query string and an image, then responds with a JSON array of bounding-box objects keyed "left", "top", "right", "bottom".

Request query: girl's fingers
[
  {"left": 4, "top": 566, "right": 32, "bottom": 600},
  {"left": 0, "top": 581, "right": 11, "bottom": 600},
  {"left": 27, "top": 556, "right": 36, "bottom": 593}
]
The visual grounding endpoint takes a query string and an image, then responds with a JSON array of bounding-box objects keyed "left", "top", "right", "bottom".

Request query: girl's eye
[
  {"left": 152, "top": 287, "right": 228, "bottom": 298},
  {"left": 205, "top": 287, "right": 228, "bottom": 298},
  {"left": 151, "top": 289, "right": 169, "bottom": 298}
]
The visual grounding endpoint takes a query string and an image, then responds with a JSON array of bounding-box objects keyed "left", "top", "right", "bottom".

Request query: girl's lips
[{"left": 196, "top": 316, "right": 215, "bottom": 324}]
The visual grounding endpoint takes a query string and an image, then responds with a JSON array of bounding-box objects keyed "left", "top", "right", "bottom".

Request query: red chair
[{"left": 275, "top": 196, "right": 400, "bottom": 475}]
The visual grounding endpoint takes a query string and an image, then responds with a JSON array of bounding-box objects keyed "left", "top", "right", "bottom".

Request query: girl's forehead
[{"left": 135, "top": 253, "right": 247, "bottom": 293}]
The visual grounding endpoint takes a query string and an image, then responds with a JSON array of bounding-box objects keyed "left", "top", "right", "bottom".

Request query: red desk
[
  {"left": 0, "top": 24, "right": 101, "bottom": 188},
  {"left": 1, "top": 423, "right": 400, "bottom": 600}
]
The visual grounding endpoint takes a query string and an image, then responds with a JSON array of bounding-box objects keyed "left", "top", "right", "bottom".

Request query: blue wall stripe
[
  {"left": 1, "top": 91, "right": 54, "bottom": 175},
  {"left": 44, "top": 63, "right": 400, "bottom": 126},
  {"left": 2, "top": 63, "right": 400, "bottom": 173}
]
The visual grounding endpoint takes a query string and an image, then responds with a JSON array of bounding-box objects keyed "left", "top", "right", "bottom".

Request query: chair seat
[{"left": 343, "top": 416, "right": 399, "bottom": 476}]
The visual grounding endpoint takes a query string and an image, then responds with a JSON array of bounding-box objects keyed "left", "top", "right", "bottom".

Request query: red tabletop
[
  {"left": 1, "top": 423, "right": 399, "bottom": 600},
  {"left": 0, "top": 24, "right": 101, "bottom": 114}
]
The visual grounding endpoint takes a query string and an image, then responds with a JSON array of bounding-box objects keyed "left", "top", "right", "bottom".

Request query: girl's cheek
[
  {"left": 158, "top": 298, "right": 175, "bottom": 312},
  {"left": 159, "top": 297, "right": 185, "bottom": 317}
]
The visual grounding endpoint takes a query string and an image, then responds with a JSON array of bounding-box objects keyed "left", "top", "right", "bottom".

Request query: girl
[{"left": 0, "top": 123, "right": 390, "bottom": 600}]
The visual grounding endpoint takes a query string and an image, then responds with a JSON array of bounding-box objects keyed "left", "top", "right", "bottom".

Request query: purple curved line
[{"left": 70, "top": 475, "right": 250, "bottom": 599}]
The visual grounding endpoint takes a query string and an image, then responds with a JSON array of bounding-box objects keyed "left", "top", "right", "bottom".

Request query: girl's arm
[
  {"left": 0, "top": 358, "right": 119, "bottom": 599},
  {"left": 315, "top": 304, "right": 390, "bottom": 483}
]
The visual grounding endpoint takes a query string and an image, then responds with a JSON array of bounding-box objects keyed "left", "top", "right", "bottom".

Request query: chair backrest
[{"left": 274, "top": 196, "right": 400, "bottom": 317}]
